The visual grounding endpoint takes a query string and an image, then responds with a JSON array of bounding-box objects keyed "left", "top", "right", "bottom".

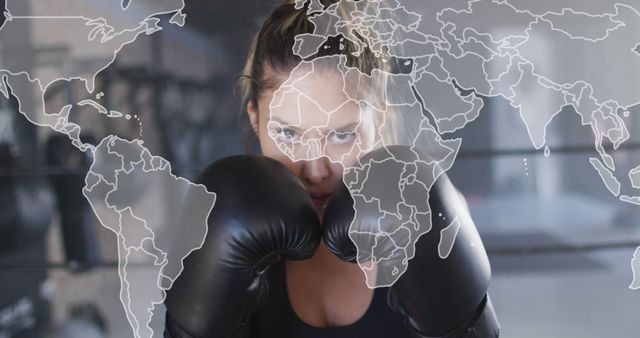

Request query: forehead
[{"left": 268, "top": 67, "right": 362, "bottom": 129}]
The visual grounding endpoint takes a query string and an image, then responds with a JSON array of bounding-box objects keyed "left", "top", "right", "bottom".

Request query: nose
[{"left": 301, "top": 157, "right": 331, "bottom": 186}]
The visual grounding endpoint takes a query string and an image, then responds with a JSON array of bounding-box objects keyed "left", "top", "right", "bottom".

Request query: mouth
[{"left": 309, "top": 192, "right": 332, "bottom": 210}]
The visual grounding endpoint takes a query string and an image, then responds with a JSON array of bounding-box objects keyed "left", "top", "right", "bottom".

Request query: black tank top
[{"left": 248, "top": 261, "right": 412, "bottom": 338}]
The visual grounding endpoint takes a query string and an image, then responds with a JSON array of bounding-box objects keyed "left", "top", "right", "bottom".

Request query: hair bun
[{"left": 289, "top": 0, "right": 338, "bottom": 7}]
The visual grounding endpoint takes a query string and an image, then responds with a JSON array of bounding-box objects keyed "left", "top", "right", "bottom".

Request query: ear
[{"left": 247, "top": 101, "right": 259, "bottom": 136}]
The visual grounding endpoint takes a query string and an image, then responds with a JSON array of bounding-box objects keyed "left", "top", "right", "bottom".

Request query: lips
[{"left": 309, "top": 192, "right": 332, "bottom": 210}]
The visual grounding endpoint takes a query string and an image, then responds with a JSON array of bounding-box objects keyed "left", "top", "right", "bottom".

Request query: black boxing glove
[
  {"left": 323, "top": 146, "right": 500, "bottom": 338},
  {"left": 164, "top": 155, "right": 321, "bottom": 338}
]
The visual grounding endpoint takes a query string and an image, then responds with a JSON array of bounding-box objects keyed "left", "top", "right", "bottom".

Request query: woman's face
[{"left": 247, "top": 66, "right": 376, "bottom": 214}]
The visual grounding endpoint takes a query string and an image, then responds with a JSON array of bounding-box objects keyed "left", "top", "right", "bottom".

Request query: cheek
[
  {"left": 327, "top": 162, "right": 346, "bottom": 192},
  {"left": 324, "top": 142, "right": 355, "bottom": 166},
  {"left": 330, "top": 162, "right": 345, "bottom": 179}
]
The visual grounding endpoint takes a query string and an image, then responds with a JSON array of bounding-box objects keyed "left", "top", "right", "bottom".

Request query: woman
[
  {"left": 164, "top": 1, "right": 497, "bottom": 337},
  {"left": 238, "top": 1, "right": 412, "bottom": 336}
]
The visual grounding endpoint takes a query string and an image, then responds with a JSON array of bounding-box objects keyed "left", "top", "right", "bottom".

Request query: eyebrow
[
  {"left": 269, "top": 117, "right": 294, "bottom": 126},
  {"left": 332, "top": 122, "right": 359, "bottom": 132},
  {"left": 269, "top": 117, "right": 303, "bottom": 134},
  {"left": 269, "top": 117, "right": 360, "bottom": 133}
]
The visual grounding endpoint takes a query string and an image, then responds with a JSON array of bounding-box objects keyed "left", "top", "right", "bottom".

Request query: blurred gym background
[{"left": 1, "top": 0, "right": 640, "bottom": 337}]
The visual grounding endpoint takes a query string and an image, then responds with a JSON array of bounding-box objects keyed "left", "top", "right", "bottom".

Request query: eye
[
  {"left": 328, "top": 130, "right": 356, "bottom": 145},
  {"left": 275, "top": 127, "right": 299, "bottom": 142}
]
